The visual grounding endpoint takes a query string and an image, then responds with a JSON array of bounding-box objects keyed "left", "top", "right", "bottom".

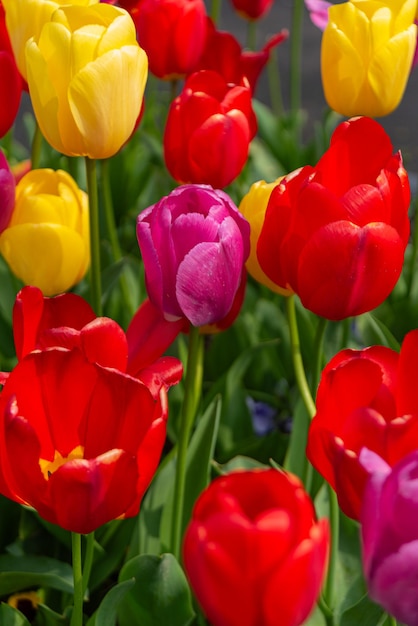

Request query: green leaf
[
  {"left": 117, "top": 553, "right": 195, "bottom": 626},
  {"left": 0, "top": 604, "right": 31, "bottom": 626},
  {"left": 87, "top": 579, "right": 135, "bottom": 626},
  {"left": 0, "top": 555, "right": 73, "bottom": 596},
  {"left": 35, "top": 604, "right": 67, "bottom": 625},
  {"left": 339, "top": 593, "right": 385, "bottom": 626},
  {"left": 283, "top": 397, "right": 310, "bottom": 480}
]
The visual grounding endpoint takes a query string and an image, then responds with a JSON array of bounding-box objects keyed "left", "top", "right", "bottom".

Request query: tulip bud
[
  {"left": 164, "top": 70, "right": 257, "bottom": 189},
  {"left": 257, "top": 116, "right": 411, "bottom": 320},
  {"left": 183, "top": 468, "right": 329, "bottom": 626},
  {"left": 360, "top": 448, "right": 418, "bottom": 626},
  {"left": 321, "top": 0, "right": 417, "bottom": 117},
  {"left": 230, "top": 0, "right": 273, "bottom": 20},
  {"left": 25, "top": 3, "right": 148, "bottom": 158},
  {"left": 0, "top": 169, "right": 90, "bottom": 296},
  {"left": 136, "top": 184, "right": 250, "bottom": 327},
  {"left": 133, "top": 0, "right": 207, "bottom": 79}
]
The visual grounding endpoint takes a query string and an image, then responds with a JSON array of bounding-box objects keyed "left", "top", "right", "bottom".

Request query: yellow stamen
[{"left": 39, "top": 445, "right": 85, "bottom": 480}]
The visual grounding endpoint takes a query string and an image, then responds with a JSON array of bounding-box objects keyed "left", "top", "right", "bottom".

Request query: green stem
[
  {"left": 247, "top": 20, "right": 257, "bottom": 51},
  {"left": 285, "top": 295, "right": 316, "bottom": 418},
  {"left": 101, "top": 159, "right": 135, "bottom": 317},
  {"left": 85, "top": 157, "right": 102, "bottom": 316},
  {"left": 268, "top": 46, "right": 284, "bottom": 117},
  {"left": 210, "top": 0, "right": 222, "bottom": 24},
  {"left": 31, "top": 122, "right": 43, "bottom": 169},
  {"left": 70, "top": 533, "right": 84, "bottom": 626},
  {"left": 171, "top": 325, "right": 204, "bottom": 560},
  {"left": 82, "top": 532, "right": 95, "bottom": 596},
  {"left": 386, "top": 616, "right": 398, "bottom": 626},
  {"left": 290, "top": 0, "right": 304, "bottom": 114},
  {"left": 323, "top": 486, "right": 339, "bottom": 617}
]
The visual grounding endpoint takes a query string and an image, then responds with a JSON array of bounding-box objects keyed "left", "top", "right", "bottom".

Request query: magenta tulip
[
  {"left": 0, "top": 149, "right": 15, "bottom": 233},
  {"left": 136, "top": 184, "right": 250, "bottom": 327},
  {"left": 360, "top": 448, "right": 418, "bottom": 625}
]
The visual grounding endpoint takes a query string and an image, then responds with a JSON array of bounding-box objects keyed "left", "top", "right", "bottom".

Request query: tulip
[
  {"left": 360, "top": 448, "right": 418, "bottom": 626},
  {"left": 164, "top": 70, "right": 257, "bottom": 188},
  {"left": 307, "top": 329, "right": 418, "bottom": 520},
  {"left": 257, "top": 116, "right": 411, "bottom": 321},
  {"left": 0, "top": 2, "right": 22, "bottom": 138},
  {"left": 195, "top": 18, "right": 288, "bottom": 94},
  {"left": 0, "top": 149, "right": 15, "bottom": 233},
  {"left": 2, "top": 0, "right": 98, "bottom": 82},
  {"left": 0, "top": 348, "right": 169, "bottom": 534},
  {"left": 136, "top": 184, "right": 250, "bottom": 327},
  {"left": 321, "top": 0, "right": 417, "bottom": 117},
  {"left": 230, "top": 0, "right": 273, "bottom": 20},
  {"left": 25, "top": 3, "right": 148, "bottom": 158},
  {"left": 0, "top": 168, "right": 90, "bottom": 296},
  {"left": 132, "top": 0, "right": 207, "bottom": 79},
  {"left": 183, "top": 468, "right": 329, "bottom": 626},
  {"left": 304, "top": 0, "right": 331, "bottom": 30},
  {"left": 238, "top": 177, "right": 291, "bottom": 295}
]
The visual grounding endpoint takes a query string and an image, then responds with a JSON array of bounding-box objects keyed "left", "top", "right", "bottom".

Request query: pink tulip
[
  {"left": 0, "top": 149, "right": 15, "bottom": 233},
  {"left": 136, "top": 184, "right": 250, "bottom": 327}
]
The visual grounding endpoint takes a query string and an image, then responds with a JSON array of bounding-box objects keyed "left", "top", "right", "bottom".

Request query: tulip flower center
[{"left": 39, "top": 445, "right": 85, "bottom": 480}]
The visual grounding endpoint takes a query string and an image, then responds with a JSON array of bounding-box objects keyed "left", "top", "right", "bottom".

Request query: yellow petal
[
  {"left": 69, "top": 46, "right": 148, "bottom": 158},
  {"left": 0, "top": 224, "right": 89, "bottom": 296}
]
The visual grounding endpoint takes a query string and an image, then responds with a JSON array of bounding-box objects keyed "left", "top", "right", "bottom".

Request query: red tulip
[
  {"left": 0, "top": 287, "right": 183, "bottom": 534},
  {"left": 307, "top": 330, "right": 418, "bottom": 520},
  {"left": 183, "top": 469, "right": 329, "bottom": 626},
  {"left": 132, "top": 0, "right": 207, "bottom": 79},
  {"left": 230, "top": 0, "right": 274, "bottom": 20},
  {"left": 0, "top": 2, "right": 22, "bottom": 138},
  {"left": 257, "top": 116, "right": 410, "bottom": 320},
  {"left": 195, "top": 18, "right": 288, "bottom": 94},
  {"left": 164, "top": 70, "right": 257, "bottom": 188}
]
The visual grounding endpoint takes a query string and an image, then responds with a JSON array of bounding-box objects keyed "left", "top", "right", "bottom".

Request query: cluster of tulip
[{"left": 0, "top": 0, "right": 418, "bottom": 626}]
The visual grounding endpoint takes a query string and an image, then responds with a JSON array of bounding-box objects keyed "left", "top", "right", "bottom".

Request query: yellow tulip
[
  {"left": 0, "top": 169, "right": 90, "bottom": 296},
  {"left": 25, "top": 4, "right": 148, "bottom": 158},
  {"left": 2, "top": 0, "right": 98, "bottom": 81},
  {"left": 321, "top": 0, "right": 417, "bottom": 117},
  {"left": 238, "top": 178, "right": 291, "bottom": 296}
]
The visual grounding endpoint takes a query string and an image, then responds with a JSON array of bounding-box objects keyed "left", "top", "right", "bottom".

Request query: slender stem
[
  {"left": 70, "top": 533, "right": 84, "bottom": 626},
  {"left": 85, "top": 157, "right": 102, "bottom": 316},
  {"left": 171, "top": 325, "right": 204, "bottom": 560},
  {"left": 82, "top": 532, "right": 95, "bottom": 596},
  {"left": 290, "top": 0, "right": 304, "bottom": 114},
  {"left": 268, "top": 46, "right": 284, "bottom": 117},
  {"left": 101, "top": 159, "right": 135, "bottom": 317},
  {"left": 210, "top": 0, "right": 222, "bottom": 24},
  {"left": 323, "top": 486, "right": 339, "bottom": 616},
  {"left": 285, "top": 295, "right": 316, "bottom": 418},
  {"left": 247, "top": 20, "right": 257, "bottom": 51},
  {"left": 31, "top": 122, "right": 43, "bottom": 169},
  {"left": 406, "top": 196, "right": 418, "bottom": 297}
]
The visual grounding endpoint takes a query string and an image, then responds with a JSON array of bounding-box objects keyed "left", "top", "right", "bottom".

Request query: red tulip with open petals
[
  {"left": 257, "top": 116, "right": 410, "bottom": 320},
  {"left": 307, "top": 329, "right": 418, "bottom": 520}
]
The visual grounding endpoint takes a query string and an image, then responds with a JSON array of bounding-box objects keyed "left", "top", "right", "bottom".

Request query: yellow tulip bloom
[
  {"left": 322, "top": 0, "right": 417, "bottom": 117},
  {"left": 25, "top": 4, "right": 148, "bottom": 158},
  {"left": 239, "top": 178, "right": 291, "bottom": 296},
  {"left": 2, "top": 0, "right": 98, "bottom": 81},
  {"left": 0, "top": 169, "right": 90, "bottom": 296}
]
